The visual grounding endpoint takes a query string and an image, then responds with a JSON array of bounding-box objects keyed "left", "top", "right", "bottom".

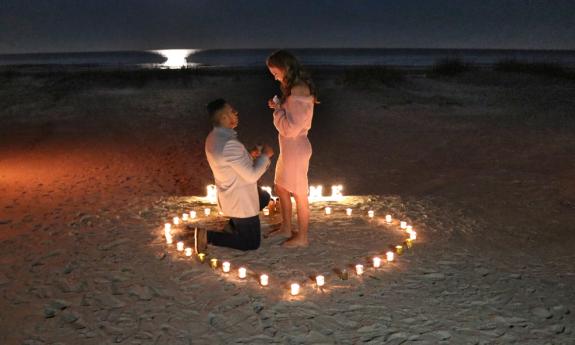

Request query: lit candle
[
  {"left": 185, "top": 247, "right": 192, "bottom": 257},
  {"left": 386, "top": 251, "right": 395, "bottom": 262},
  {"left": 346, "top": 208, "right": 352, "bottom": 216},
  {"left": 395, "top": 245, "right": 404, "bottom": 255},
  {"left": 197, "top": 253, "right": 206, "bottom": 263},
  {"left": 373, "top": 257, "right": 381, "bottom": 268},
  {"left": 368, "top": 210, "right": 374, "bottom": 218},
  {"left": 409, "top": 231, "right": 417, "bottom": 240},
  {"left": 182, "top": 213, "right": 189, "bottom": 221},
  {"left": 405, "top": 239, "right": 413, "bottom": 249},
  {"left": 176, "top": 241, "right": 184, "bottom": 251},
  {"left": 165, "top": 234, "right": 173, "bottom": 244},
  {"left": 325, "top": 207, "right": 332, "bottom": 215},
  {"left": 263, "top": 208, "right": 270, "bottom": 216},
  {"left": 164, "top": 223, "right": 172, "bottom": 235},
  {"left": 260, "top": 274, "right": 269, "bottom": 286},
  {"left": 222, "top": 261, "right": 230, "bottom": 273},
  {"left": 316, "top": 275, "right": 325, "bottom": 287},
  {"left": 206, "top": 184, "right": 217, "bottom": 202},
  {"left": 385, "top": 214, "right": 392, "bottom": 223},
  {"left": 210, "top": 258, "right": 218, "bottom": 269},
  {"left": 355, "top": 264, "right": 364, "bottom": 275},
  {"left": 238, "top": 267, "right": 247, "bottom": 279},
  {"left": 173, "top": 217, "right": 180, "bottom": 225},
  {"left": 400, "top": 221, "right": 407, "bottom": 229},
  {"left": 190, "top": 210, "right": 197, "bottom": 219},
  {"left": 204, "top": 208, "right": 211, "bottom": 216},
  {"left": 406, "top": 225, "right": 412, "bottom": 233},
  {"left": 290, "top": 283, "right": 300, "bottom": 296}
]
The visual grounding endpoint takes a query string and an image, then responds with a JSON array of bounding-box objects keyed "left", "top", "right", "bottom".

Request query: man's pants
[{"left": 207, "top": 188, "right": 270, "bottom": 251}]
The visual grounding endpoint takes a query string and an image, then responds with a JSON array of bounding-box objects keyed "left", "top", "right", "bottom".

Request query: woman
[{"left": 266, "top": 50, "right": 318, "bottom": 248}]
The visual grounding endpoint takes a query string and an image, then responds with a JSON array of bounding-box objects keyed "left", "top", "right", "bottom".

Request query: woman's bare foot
[
  {"left": 267, "top": 223, "right": 292, "bottom": 238},
  {"left": 282, "top": 234, "right": 308, "bottom": 248}
]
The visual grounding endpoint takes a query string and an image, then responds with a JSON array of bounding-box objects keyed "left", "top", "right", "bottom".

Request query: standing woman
[{"left": 267, "top": 50, "right": 318, "bottom": 248}]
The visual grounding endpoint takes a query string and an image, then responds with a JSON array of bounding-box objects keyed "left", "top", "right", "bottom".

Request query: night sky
[{"left": 1, "top": 0, "right": 574, "bottom": 54}]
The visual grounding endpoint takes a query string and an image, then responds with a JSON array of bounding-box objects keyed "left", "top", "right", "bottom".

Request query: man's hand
[
  {"left": 249, "top": 147, "right": 261, "bottom": 159},
  {"left": 262, "top": 144, "right": 274, "bottom": 158}
]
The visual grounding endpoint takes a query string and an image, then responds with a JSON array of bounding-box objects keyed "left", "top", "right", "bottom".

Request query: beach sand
[{"left": 1, "top": 67, "right": 574, "bottom": 344}]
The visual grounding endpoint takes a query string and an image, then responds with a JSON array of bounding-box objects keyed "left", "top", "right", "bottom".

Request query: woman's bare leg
[
  {"left": 283, "top": 192, "right": 309, "bottom": 247},
  {"left": 272, "top": 184, "right": 293, "bottom": 237}
]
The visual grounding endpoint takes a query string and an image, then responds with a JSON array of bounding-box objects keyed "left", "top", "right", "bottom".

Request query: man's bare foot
[
  {"left": 282, "top": 235, "right": 308, "bottom": 248},
  {"left": 265, "top": 224, "right": 292, "bottom": 239}
]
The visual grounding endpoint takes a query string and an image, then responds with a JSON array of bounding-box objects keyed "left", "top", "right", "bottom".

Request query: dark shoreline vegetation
[
  {"left": 1, "top": 59, "right": 574, "bottom": 83},
  {"left": 1, "top": 60, "right": 573, "bottom": 127}
]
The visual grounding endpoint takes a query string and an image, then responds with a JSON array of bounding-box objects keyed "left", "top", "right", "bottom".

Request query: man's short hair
[{"left": 207, "top": 98, "right": 227, "bottom": 126}]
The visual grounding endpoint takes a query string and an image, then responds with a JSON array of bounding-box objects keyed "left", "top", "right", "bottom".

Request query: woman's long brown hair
[{"left": 266, "top": 50, "right": 319, "bottom": 103}]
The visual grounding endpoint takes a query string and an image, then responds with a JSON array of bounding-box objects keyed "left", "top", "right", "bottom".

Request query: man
[{"left": 196, "top": 98, "right": 273, "bottom": 252}]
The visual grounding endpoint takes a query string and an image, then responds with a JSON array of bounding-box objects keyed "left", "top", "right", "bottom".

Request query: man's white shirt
[{"left": 205, "top": 127, "right": 270, "bottom": 218}]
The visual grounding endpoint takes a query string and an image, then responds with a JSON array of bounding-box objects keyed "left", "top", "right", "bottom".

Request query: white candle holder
[
  {"left": 190, "top": 210, "right": 197, "bottom": 219},
  {"left": 173, "top": 217, "right": 180, "bottom": 225},
  {"left": 165, "top": 234, "right": 173, "bottom": 244},
  {"left": 182, "top": 213, "right": 189, "bottom": 221},
  {"left": 290, "top": 283, "right": 300, "bottom": 296},
  {"left": 355, "top": 264, "right": 364, "bottom": 275},
  {"left": 346, "top": 208, "right": 352, "bottom": 216},
  {"left": 185, "top": 247, "right": 192, "bottom": 257},
  {"left": 325, "top": 207, "right": 332, "bottom": 215},
  {"left": 373, "top": 257, "right": 381, "bottom": 268},
  {"left": 385, "top": 215, "right": 392, "bottom": 223},
  {"left": 400, "top": 221, "right": 407, "bottom": 229},
  {"left": 409, "top": 231, "right": 417, "bottom": 240},
  {"left": 260, "top": 274, "right": 269, "bottom": 286},
  {"left": 406, "top": 225, "right": 412, "bottom": 233},
  {"left": 204, "top": 208, "right": 211, "bottom": 216},
  {"left": 386, "top": 251, "right": 395, "bottom": 262},
  {"left": 368, "top": 210, "right": 374, "bottom": 218},
  {"left": 316, "top": 275, "right": 325, "bottom": 287},
  {"left": 222, "top": 261, "right": 230, "bottom": 273},
  {"left": 238, "top": 267, "right": 247, "bottom": 279},
  {"left": 263, "top": 208, "right": 270, "bottom": 216},
  {"left": 206, "top": 184, "right": 217, "bottom": 203},
  {"left": 176, "top": 241, "right": 184, "bottom": 251}
]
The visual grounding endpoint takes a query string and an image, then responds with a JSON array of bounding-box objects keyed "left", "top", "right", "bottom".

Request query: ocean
[{"left": 1, "top": 48, "right": 574, "bottom": 69}]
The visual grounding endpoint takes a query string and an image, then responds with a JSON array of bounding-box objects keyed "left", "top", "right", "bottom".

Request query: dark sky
[{"left": 1, "top": 0, "right": 574, "bottom": 54}]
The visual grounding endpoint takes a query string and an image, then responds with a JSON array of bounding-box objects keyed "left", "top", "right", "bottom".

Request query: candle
[
  {"left": 222, "top": 261, "right": 230, "bottom": 273},
  {"left": 238, "top": 267, "right": 247, "bottom": 279},
  {"left": 197, "top": 253, "right": 206, "bottom": 263},
  {"left": 409, "top": 231, "right": 417, "bottom": 240},
  {"left": 263, "top": 208, "right": 270, "bottom": 216},
  {"left": 325, "top": 207, "right": 332, "bottom": 215},
  {"left": 385, "top": 214, "right": 392, "bottom": 223},
  {"left": 210, "top": 258, "right": 218, "bottom": 269},
  {"left": 340, "top": 269, "right": 349, "bottom": 280},
  {"left": 406, "top": 225, "right": 412, "bottom": 233},
  {"left": 260, "top": 274, "right": 269, "bottom": 286},
  {"left": 316, "top": 275, "right": 325, "bottom": 287},
  {"left": 395, "top": 245, "right": 404, "bottom": 255},
  {"left": 405, "top": 239, "right": 413, "bottom": 249},
  {"left": 185, "top": 247, "right": 192, "bottom": 257},
  {"left": 400, "top": 221, "right": 407, "bottom": 229},
  {"left": 176, "top": 241, "right": 184, "bottom": 251},
  {"left": 368, "top": 210, "right": 374, "bottom": 218},
  {"left": 173, "top": 217, "right": 180, "bottom": 225},
  {"left": 355, "top": 264, "right": 364, "bottom": 275},
  {"left": 204, "top": 208, "right": 211, "bottom": 216},
  {"left": 346, "top": 208, "right": 352, "bottom": 216},
  {"left": 206, "top": 184, "right": 217, "bottom": 202},
  {"left": 331, "top": 185, "right": 343, "bottom": 200},
  {"left": 373, "top": 257, "right": 381, "bottom": 268},
  {"left": 165, "top": 234, "right": 173, "bottom": 244},
  {"left": 386, "top": 251, "right": 395, "bottom": 262},
  {"left": 164, "top": 223, "right": 171, "bottom": 235},
  {"left": 190, "top": 210, "right": 197, "bottom": 219},
  {"left": 290, "top": 283, "right": 300, "bottom": 296}
]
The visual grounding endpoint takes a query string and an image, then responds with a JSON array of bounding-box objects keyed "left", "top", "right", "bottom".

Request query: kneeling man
[{"left": 196, "top": 98, "right": 273, "bottom": 251}]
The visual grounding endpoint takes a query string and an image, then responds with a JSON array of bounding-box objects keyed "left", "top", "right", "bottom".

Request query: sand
[{"left": 1, "top": 67, "right": 574, "bottom": 344}]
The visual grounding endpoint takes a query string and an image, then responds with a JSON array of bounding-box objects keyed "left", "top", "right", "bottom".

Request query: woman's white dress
[{"left": 273, "top": 95, "right": 314, "bottom": 196}]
